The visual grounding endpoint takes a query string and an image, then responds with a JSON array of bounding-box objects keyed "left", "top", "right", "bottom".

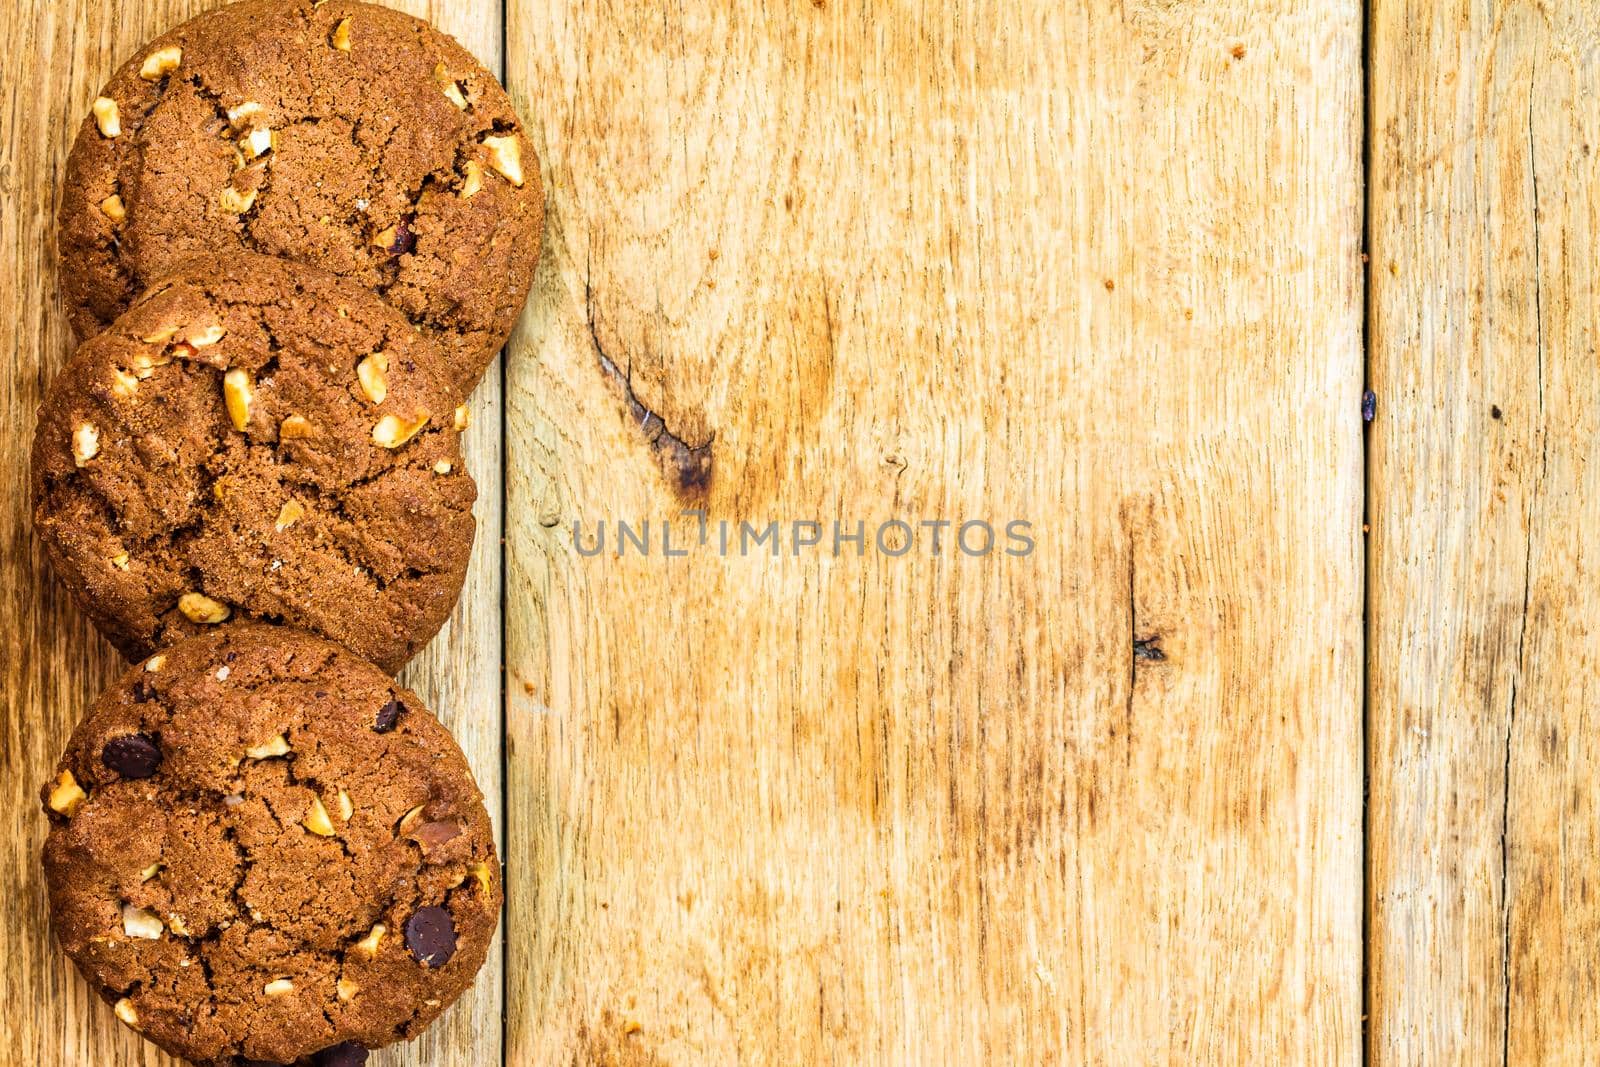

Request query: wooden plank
[
  {"left": 0, "top": 1, "right": 504, "bottom": 1064},
  {"left": 504, "top": 2, "right": 1364, "bottom": 1062},
  {"left": 387, "top": 1, "right": 506, "bottom": 1062},
  {"left": 1367, "top": 2, "right": 1600, "bottom": 1062}
]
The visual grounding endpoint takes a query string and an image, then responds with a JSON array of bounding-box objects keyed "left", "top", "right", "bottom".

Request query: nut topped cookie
[
  {"left": 33, "top": 252, "right": 475, "bottom": 674},
  {"left": 59, "top": 0, "right": 543, "bottom": 393},
  {"left": 42, "top": 625, "right": 501, "bottom": 1067}
]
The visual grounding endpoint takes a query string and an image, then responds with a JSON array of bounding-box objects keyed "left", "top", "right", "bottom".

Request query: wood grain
[
  {"left": 0, "top": 1, "right": 504, "bottom": 1064},
  {"left": 504, "top": 2, "right": 1364, "bottom": 1063},
  {"left": 1367, "top": 2, "right": 1600, "bottom": 1062}
]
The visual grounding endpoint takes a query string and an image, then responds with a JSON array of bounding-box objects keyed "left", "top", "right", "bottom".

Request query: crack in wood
[{"left": 584, "top": 275, "right": 713, "bottom": 498}]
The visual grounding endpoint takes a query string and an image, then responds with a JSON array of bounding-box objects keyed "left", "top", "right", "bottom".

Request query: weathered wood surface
[
  {"left": 1367, "top": 2, "right": 1600, "bottom": 1063},
  {"left": 504, "top": 2, "right": 1364, "bottom": 1064},
  {"left": 0, "top": 1, "right": 504, "bottom": 1064}
]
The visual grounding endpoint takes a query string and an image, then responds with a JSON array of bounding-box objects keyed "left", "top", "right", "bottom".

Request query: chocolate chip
[
  {"left": 101, "top": 733, "right": 162, "bottom": 779},
  {"left": 131, "top": 678, "right": 157, "bottom": 702},
  {"left": 389, "top": 219, "right": 414, "bottom": 254},
  {"left": 374, "top": 697, "right": 405, "bottom": 732},
  {"left": 311, "top": 1043, "right": 369, "bottom": 1067},
  {"left": 404, "top": 906, "right": 457, "bottom": 967},
  {"left": 416, "top": 820, "right": 461, "bottom": 850}
]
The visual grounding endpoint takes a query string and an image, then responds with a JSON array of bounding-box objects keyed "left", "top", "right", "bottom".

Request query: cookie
[
  {"left": 59, "top": 0, "right": 543, "bottom": 393},
  {"left": 32, "top": 252, "right": 476, "bottom": 674},
  {"left": 41, "top": 624, "right": 502, "bottom": 1067}
]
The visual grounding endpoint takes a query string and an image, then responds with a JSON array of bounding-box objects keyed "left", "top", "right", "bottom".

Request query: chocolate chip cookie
[
  {"left": 42, "top": 624, "right": 502, "bottom": 1067},
  {"left": 59, "top": 0, "right": 543, "bottom": 393},
  {"left": 32, "top": 252, "right": 476, "bottom": 674}
]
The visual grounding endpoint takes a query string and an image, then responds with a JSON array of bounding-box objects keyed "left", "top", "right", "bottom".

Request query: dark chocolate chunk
[
  {"left": 416, "top": 820, "right": 462, "bottom": 851},
  {"left": 404, "top": 905, "right": 457, "bottom": 967},
  {"left": 101, "top": 733, "right": 162, "bottom": 778},
  {"left": 311, "top": 1043, "right": 369, "bottom": 1067},
  {"left": 374, "top": 697, "right": 406, "bottom": 733},
  {"left": 389, "top": 218, "right": 415, "bottom": 255}
]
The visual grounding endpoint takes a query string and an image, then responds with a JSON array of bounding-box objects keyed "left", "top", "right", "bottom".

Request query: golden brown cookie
[
  {"left": 32, "top": 252, "right": 476, "bottom": 674},
  {"left": 59, "top": 0, "right": 542, "bottom": 393},
  {"left": 41, "top": 624, "right": 502, "bottom": 1067}
]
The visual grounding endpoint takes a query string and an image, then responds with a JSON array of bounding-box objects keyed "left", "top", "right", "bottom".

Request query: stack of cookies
[{"left": 32, "top": 3, "right": 542, "bottom": 1064}]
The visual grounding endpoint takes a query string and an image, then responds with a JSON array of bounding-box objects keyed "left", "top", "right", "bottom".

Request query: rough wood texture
[
  {"left": 0, "top": 1, "right": 503, "bottom": 1064},
  {"left": 505, "top": 2, "right": 1364, "bottom": 1063},
  {"left": 1367, "top": 2, "right": 1600, "bottom": 1063}
]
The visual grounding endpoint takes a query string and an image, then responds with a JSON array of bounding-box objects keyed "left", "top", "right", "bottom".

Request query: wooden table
[{"left": 0, "top": 1, "right": 1588, "bottom": 1063}]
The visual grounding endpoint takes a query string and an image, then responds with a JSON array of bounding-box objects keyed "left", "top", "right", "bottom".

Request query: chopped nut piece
[
  {"left": 372, "top": 412, "right": 429, "bottom": 448},
  {"left": 48, "top": 770, "right": 87, "bottom": 816},
  {"left": 434, "top": 63, "right": 468, "bottom": 109},
  {"left": 142, "top": 324, "right": 179, "bottom": 344},
  {"left": 453, "top": 404, "right": 470, "bottom": 430},
  {"left": 432, "top": 459, "right": 453, "bottom": 475},
  {"left": 114, "top": 998, "right": 139, "bottom": 1028},
  {"left": 92, "top": 97, "right": 121, "bottom": 137},
  {"left": 241, "top": 125, "right": 273, "bottom": 160},
  {"left": 336, "top": 788, "right": 353, "bottom": 821},
  {"left": 460, "top": 160, "right": 483, "bottom": 199},
  {"left": 303, "top": 795, "right": 337, "bottom": 836},
  {"left": 111, "top": 551, "right": 131, "bottom": 570},
  {"left": 226, "top": 101, "right": 262, "bottom": 130},
  {"left": 354, "top": 924, "right": 387, "bottom": 956},
  {"left": 357, "top": 353, "right": 388, "bottom": 404},
  {"left": 111, "top": 367, "right": 140, "bottom": 397},
  {"left": 223, "top": 368, "right": 253, "bottom": 430},
  {"left": 330, "top": 17, "right": 352, "bottom": 50},
  {"left": 337, "top": 978, "right": 360, "bottom": 1001},
  {"left": 264, "top": 979, "right": 295, "bottom": 997},
  {"left": 371, "top": 224, "right": 397, "bottom": 249},
  {"left": 177, "top": 591, "right": 230, "bottom": 624},
  {"left": 219, "top": 186, "right": 257, "bottom": 214},
  {"left": 72, "top": 423, "right": 100, "bottom": 466},
  {"left": 483, "top": 135, "right": 524, "bottom": 186},
  {"left": 131, "top": 351, "right": 173, "bottom": 379},
  {"left": 139, "top": 45, "right": 182, "bottom": 81},
  {"left": 145, "top": 655, "right": 165, "bottom": 672},
  {"left": 245, "top": 734, "right": 290, "bottom": 760},
  {"left": 139, "top": 863, "right": 162, "bottom": 882},
  {"left": 99, "top": 194, "right": 127, "bottom": 222},
  {"left": 469, "top": 860, "right": 494, "bottom": 892},
  {"left": 181, "top": 323, "right": 226, "bottom": 347},
  {"left": 397, "top": 804, "right": 425, "bottom": 835},
  {"left": 122, "top": 904, "right": 164, "bottom": 940},
  {"left": 167, "top": 914, "right": 190, "bottom": 937},
  {"left": 279, "top": 414, "right": 315, "bottom": 439},
  {"left": 275, "top": 499, "right": 305, "bottom": 532}
]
